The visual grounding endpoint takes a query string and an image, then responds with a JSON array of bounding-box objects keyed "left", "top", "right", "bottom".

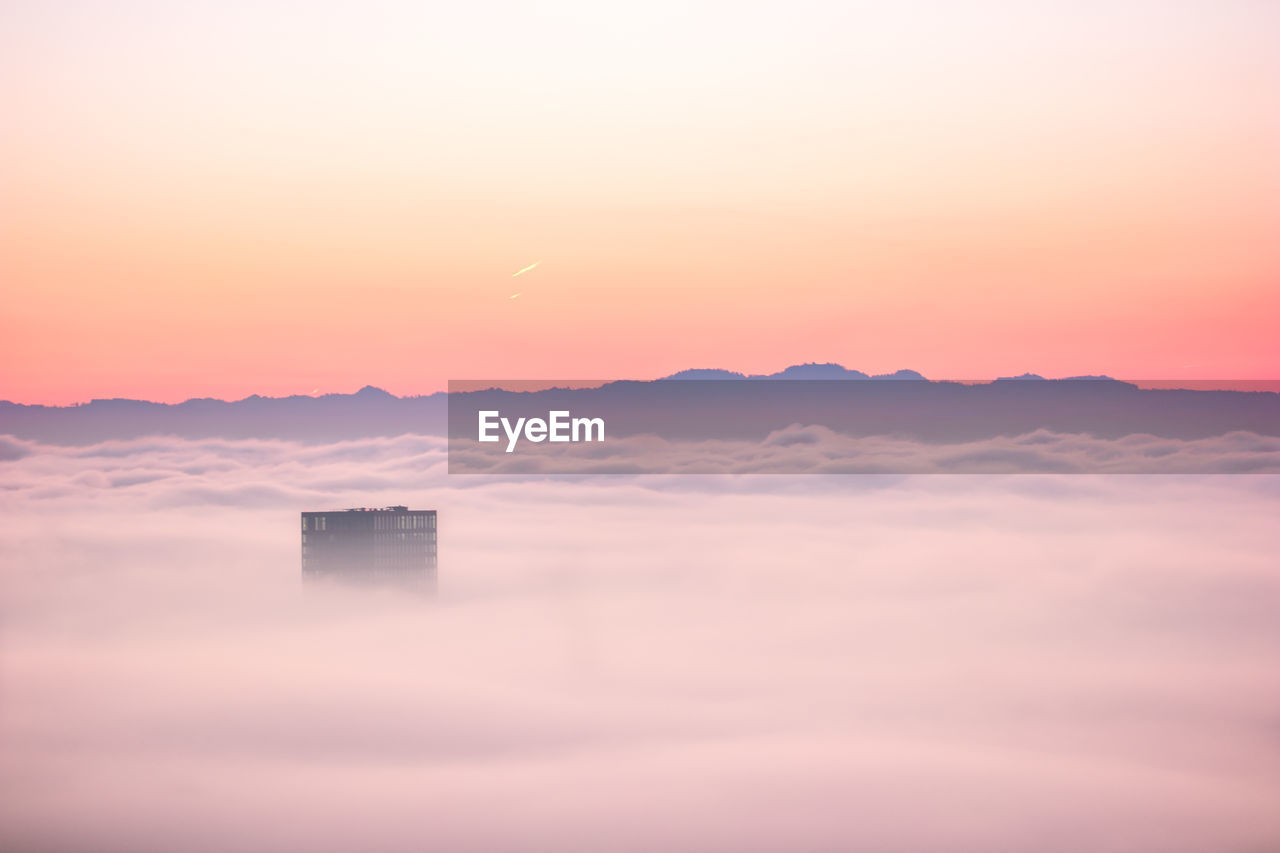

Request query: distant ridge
[
  {"left": 661, "top": 368, "right": 748, "bottom": 381},
  {"left": 0, "top": 388, "right": 446, "bottom": 445},
  {"left": 662, "top": 363, "right": 926, "bottom": 381},
  {"left": 3, "top": 367, "right": 1275, "bottom": 446},
  {"left": 996, "top": 372, "right": 1118, "bottom": 382}
]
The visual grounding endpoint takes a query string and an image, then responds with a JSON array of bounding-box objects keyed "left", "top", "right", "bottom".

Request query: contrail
[
  {"left": 509, "top": 292, "right": 521, "bottom": 300},
  {"left": 512, "top": 260, "right": 540, "bottom": 277}
]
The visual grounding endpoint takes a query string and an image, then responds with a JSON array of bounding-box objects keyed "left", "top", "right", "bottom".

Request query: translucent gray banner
[{"left": 447, "top": 379, "right": 1280, "bottom": 474}]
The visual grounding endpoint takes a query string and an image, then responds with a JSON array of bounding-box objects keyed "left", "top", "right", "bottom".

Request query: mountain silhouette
[
  {"left": 2, "top": 367, "right": 1276, "bottom": 445},
  {"left": 662, "top": 363, "right": 926, "bottom": 381},
  {"left": 0, "top": 388, "right": 446, "bottom": 444}
]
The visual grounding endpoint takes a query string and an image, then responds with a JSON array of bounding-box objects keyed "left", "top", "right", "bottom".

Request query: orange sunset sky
[{"left": 2, "top": 1, "right": 1277, "bottom": 404}]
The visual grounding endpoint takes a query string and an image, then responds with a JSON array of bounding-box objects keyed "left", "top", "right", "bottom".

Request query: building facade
[{"left": 301, "top": 506, "right": 437, "bottom": 588}]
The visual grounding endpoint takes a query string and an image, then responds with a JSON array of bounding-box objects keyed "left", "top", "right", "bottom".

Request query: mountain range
[{"left": 2, "top": 365, "right": 1275, "bottom": 445}]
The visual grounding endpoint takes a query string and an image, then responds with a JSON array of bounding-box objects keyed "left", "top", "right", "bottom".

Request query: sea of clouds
[
  {"left": 449, "top": 426, "right": 1280, "bottom": 474},
  {"left": 2, "top": 433, "right": 1278, "bottom": 852}
]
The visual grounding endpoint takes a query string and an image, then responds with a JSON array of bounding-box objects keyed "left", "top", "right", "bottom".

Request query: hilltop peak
[
  {"left": 661, "top": 368, "right": 747, "bottom": 381},
  {"left": 662, "top": 363, "right": 927, "bottom": 381},
  {"left": 354, "top": 385, "right": 396, "bottom": 398},
  {"left": 771, "top": 363, "right": 870, "bottom": 380}
]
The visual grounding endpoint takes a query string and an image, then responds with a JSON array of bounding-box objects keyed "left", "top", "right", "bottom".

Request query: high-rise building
[{"left": 301, "top": 506, "right": 437, "bottom": 588}]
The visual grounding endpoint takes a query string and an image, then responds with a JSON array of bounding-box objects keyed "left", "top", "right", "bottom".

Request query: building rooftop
[{"left": 300, "top": 506, "right": 425, "bottom": 514}]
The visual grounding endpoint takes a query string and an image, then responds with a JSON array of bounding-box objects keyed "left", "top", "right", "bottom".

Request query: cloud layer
[
  {"left": 451, "top": 426, "right": 1280, "bottom": 474},
  {"left": 2, "top": 435, "right": 1279, "bottom": 851}
]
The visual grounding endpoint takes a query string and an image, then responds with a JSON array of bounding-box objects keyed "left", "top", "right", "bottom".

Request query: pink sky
[{"left": 2, "top": 1, "right": 1277, "bottom": 404}]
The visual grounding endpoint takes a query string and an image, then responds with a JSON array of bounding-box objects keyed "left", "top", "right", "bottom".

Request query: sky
[
  {"left": 2, "top": 0, "right": 1278, "bottom": 404},
  {"left": 2, "top": 435, "right": 1279, "bottom": 850}
]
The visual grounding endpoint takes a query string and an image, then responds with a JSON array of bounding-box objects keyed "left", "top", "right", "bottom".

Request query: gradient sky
[{"left": 2, "top": 0, "right": 1277, "bottom": 404}]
